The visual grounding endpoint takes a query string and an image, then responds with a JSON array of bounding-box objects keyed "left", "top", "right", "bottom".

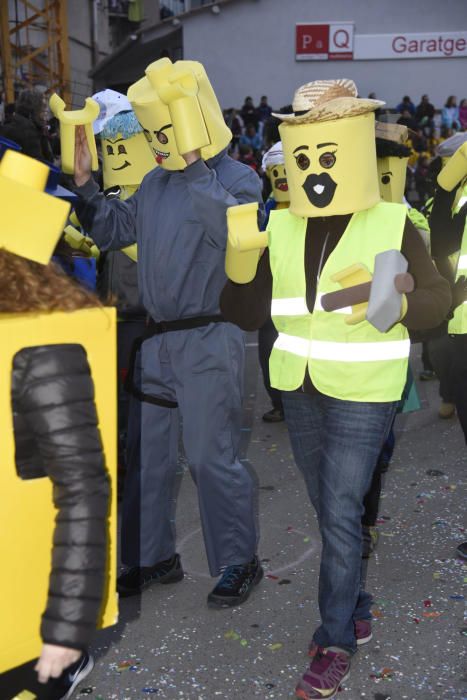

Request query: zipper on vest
[{"left": 302, "top": 229, "right": 330, "bottom": 393}]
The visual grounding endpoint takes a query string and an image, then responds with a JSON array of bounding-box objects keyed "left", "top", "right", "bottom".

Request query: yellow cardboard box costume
[
  {"left": 0, "top": 151, "right": 117, "bottom": 675},
  {"left": 127, "top": 57, "right": 231, "bottom": 170}
]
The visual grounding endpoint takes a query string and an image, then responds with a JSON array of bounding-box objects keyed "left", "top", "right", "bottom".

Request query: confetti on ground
[
  {"left": 426, "top": 469, "right": 445, "bottom": 476},
  {"left": 278, "top": 578, "right": 291, "bottom": 585},
  {"left": 423, "top": 611, "right": 442, "bottom": 618},
  {"left": 268, "top": 643, "right": 283, "bottom": 652},
  {"left": 370, "top": 667, "right": 394, "bottom": 681}
]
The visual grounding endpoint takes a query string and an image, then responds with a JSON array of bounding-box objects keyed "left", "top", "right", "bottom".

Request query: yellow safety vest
[
  {"left": 269, "top": 202, "right": 410, "bottom": 402},
  {"left": 0, "top": 307, "right": 118, "bottom": 674},
  {"left": 449, "top": 217, "right": 467, "bottom": 335}
]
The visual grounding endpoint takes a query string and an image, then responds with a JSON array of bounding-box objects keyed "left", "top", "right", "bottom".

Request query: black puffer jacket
[{"left": 11, "top": 344, "right": 110, "bottom": 651}]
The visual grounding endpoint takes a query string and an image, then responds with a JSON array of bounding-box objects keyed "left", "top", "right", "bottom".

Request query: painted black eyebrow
[
  {"left": 293, "top": 145, "right": 309, "bottom": 154},
  {"left": 317, "top": 142, "right": 338, "bottom": 149},
  {"left": 155, "top": 124, "right": 172, "bottom": 132},
  {"left": 105, "top": 136, "right": 125, "bottom": 144},
  {"left": 382, "top": 171, "right": 393, "bottom": 175}
]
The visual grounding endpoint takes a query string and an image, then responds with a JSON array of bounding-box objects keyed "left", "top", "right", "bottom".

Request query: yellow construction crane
[{"left": 0, "top": 0, "right": 71, "bottom": 105}]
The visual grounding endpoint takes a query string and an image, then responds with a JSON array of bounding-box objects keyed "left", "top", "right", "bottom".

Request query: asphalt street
[{"left": 85, "top": 341, "right": 466, "bottom": 700}]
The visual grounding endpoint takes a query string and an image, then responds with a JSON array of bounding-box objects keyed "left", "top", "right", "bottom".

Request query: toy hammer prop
[
  {"left": 49, "top": 94, "right": 99, "bottom": 174},
  {"left": 320, "top": 250, "right": 414, "bottom": 332}
]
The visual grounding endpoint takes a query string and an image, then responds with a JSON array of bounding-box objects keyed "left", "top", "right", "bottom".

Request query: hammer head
[{"left": 367, "top": 249, "right": 408, "bottom": 332}]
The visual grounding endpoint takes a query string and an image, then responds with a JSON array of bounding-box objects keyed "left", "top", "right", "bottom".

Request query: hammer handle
[{"left": 320, "top": 282, "right": 371, "bottom": 312}]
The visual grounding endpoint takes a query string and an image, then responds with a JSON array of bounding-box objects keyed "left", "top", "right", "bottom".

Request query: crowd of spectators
[
  {"left": 223, "top": 92, "right": 467, "bottom": 207},
  {"left": 1, "top": 88, "right": 465, "bottom": 210}
]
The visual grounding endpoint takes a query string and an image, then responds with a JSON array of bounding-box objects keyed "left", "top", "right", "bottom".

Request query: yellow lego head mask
[
  {"left": 0, "top": 150, "right": 70, "bottom": 264},
  {"left": 92, "top": 89, "right": 156, "bottom": 189},
  {"left": 375, "top": 122, "right": 410, "bottom": 203},
  {"left": 262, "top": 142, "right": 289, "bottom": 203},
  {"left": 275, "top": 79, "right": 384, "bottom": 217},
  {"left": 127, "top": 58, "right": 232, "bottom": 171}
]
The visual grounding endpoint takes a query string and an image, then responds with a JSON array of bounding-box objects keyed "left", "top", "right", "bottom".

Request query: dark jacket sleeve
[
  {"left": 429, "top": 186, "right": 467, "bottom": 259},
  {"left": 73, "top": 176, "right": 138, "bottom": 251},
  {"left": 401, "top": 217, "right": 452, "bottom": 330},
  {"left": 12, "top": 344, "right": 110, "bottom": 651},
  {"left": 220, "top": 248, "right": 273, "bottom": 331}
]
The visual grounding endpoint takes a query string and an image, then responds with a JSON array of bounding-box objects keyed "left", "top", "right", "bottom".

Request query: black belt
[{"left": 124, "top": 314, "right": 226, "bottom": 407}]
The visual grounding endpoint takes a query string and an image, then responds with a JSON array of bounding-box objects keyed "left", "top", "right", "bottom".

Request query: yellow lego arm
[
  {"left": 225, "top": 203, "right": 268, "bottom": 284},
  {"left": 49, "top": 94, "right": 99, "bottom": 175},
  {"left": 437, "top": 142, "right": 467, "bottom": 192},
  {"left": 147, "top": 62, "right": 210, "bottom": 155}
]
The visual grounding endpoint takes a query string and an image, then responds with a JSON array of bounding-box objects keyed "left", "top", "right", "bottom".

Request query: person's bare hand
[
  {"left": 35, "top": 644, "right": 81, "bottom": 683},
  {"left": 74, "top": 125, "right": 92, "bottom": 187},
  {"left": 182, "top": 149, "right": 201, "bottom": 166}
]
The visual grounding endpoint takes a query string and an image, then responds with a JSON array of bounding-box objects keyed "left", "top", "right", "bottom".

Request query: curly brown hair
[{"left": 0, "top": 249, "right": 101, "bottom": 313}]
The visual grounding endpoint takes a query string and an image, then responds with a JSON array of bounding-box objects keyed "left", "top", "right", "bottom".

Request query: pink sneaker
[
  {"left": 296, "top": 647, "right": 350, "bottom": 699},
  {"left": 308, "top": 619, "right": 372, "bottom": 657}
]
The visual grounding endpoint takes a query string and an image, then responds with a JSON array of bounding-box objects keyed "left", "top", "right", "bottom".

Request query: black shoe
[
  {"left": 262, "top": 408, "right": 284, "bottom": 423},
  {"left": 207, "top": 556, "right": 263, "bottom": 608},
  {"left": 117, "top": 553, "right": 184, "bottom": 597},
  {"left": 456, "top": 542, "right": 467, "bottom": 559},
  {"left": 57, "top": 652, "right": 94, "bottom": 700},
  {"left": 419, "top": 369, "right": 436, "bottom": 381}
]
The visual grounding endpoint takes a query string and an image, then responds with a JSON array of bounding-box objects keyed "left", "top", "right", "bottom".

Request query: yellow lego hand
[
  {"left": 64, "top": 225, "right": 94, "bottom": 256},
  {"left": 330, "top": 263, "right": 372, "bottom": 325},
  {"left": 122, "top": 244, "right": 138, "bottom": 262},
  {"left": 225, "top": 203, "right": 268, "bottom": 284},
  {"left": 11, "top": 693, "right": 36, "bottom": 700},
  {"left": 146, "top": 62, "right": 209, "bottom": 155},
  {"left": 438, "top": 142, "right": 467, "bottom": 192},
  {"left": 69, "top": 210, "right": 81, "bottom": 228},
  {"left": 49, "top": 94, "right": 99, "bottom": 175}
]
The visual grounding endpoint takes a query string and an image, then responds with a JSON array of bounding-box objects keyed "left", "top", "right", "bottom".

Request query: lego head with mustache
[
  {"left": 262, "top": 141, "right": 290, "bottom": 203},
  {"left": 275, "top": 80, "right": 382, "bottom": 217},
  {"left": 93, "top": 90, "right": 156, "bottom": 189}
]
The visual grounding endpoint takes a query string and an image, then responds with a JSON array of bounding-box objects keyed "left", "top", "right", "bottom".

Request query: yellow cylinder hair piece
[
  {"left": 279, "top": 112, "right": 380, "bottom": 217},
  {"left": 49, "top": 94, "right": 99, "bottom": 174}
]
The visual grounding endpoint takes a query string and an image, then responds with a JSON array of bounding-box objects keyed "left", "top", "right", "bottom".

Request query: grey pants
[{"left": 121, "top": 322, "right": 258, "bottom": 576}]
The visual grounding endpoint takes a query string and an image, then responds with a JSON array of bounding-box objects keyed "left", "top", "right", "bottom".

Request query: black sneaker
[
  {"left": 117, "top": 553, "right": 184, "bottom": 597},
  {"left": 57, "top": 652, "right": 94, "bottom": 700},
  {"left": 456, "top": 542, "right": 467, "bottom": 559},
  {"left": 262, "top": 408, "right": 284, "bottom": 423},
  {"left": 207, "top": 556, "right": 263, "bottom": 608}
]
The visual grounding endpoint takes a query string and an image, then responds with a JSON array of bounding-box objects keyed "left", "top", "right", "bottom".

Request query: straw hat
[{"left": 273, "top": 79, "right": 384, "bottom": 124}]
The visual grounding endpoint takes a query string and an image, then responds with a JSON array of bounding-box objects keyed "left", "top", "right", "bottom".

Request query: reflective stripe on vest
[
  {"left": 275, "top": 333, "right": 410, "bottom": 362},
  {"left": 271, "top": 294, "right": 351, "bottom": 316},
  {"left": 268, "top": 202, "right": 409, "bottom": 401}
]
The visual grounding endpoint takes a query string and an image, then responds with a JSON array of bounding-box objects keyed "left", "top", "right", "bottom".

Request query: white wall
[{"left": 183, "top": 0, "right": 467, "bottom": 110}]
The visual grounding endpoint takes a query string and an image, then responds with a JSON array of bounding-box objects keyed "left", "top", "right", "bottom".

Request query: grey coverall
[{"left": 74, "top": 150, "right": 263, "bottom": 575}]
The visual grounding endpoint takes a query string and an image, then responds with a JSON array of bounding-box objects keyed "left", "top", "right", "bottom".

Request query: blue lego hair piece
[{"left": 100, "top": 110, "right": 143, "bottom": 140}]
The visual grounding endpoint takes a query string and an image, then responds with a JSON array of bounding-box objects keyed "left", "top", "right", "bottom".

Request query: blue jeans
[{"left": 281, "top": 390, "right": 397, "bottom": 653}]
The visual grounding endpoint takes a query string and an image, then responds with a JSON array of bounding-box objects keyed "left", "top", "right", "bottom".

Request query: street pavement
[{"left": 86, "top": 342, "right": 466, "bottom": 700}]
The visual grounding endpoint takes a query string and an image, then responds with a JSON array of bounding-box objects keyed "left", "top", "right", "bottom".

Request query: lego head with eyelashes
[
  {"left": 274, "top": 79, "right": 383, "bottom": 217},
  {"left": 262, "top": 141, "right": 289, "bottom": 203},
  {"left": 127, "top": 57, "right": 231, "bottom": 171},
  {"left": 93, "top": 90, "right": 156, "bottom": 189}
]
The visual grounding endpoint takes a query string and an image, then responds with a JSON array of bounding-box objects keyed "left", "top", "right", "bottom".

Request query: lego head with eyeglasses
[
  {"left": 92, "top": 89, "right": 156, "bottom": 189},
  {"left": 127, "top": 57, "right": 232, "bottom": 171},
  {"left": 274, "top": 80, "right": 383, "bottom": 217}
]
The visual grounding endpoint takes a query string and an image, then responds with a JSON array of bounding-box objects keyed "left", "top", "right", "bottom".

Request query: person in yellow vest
[
  {"left": 221, "top": 79, "right": 451, "bottom": 699},
  {"left": 0, "top": 150, "right": 117, "bottom": 699},
  {"left": 430, "top": 142, "right": 467, "bottom": 561}
]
